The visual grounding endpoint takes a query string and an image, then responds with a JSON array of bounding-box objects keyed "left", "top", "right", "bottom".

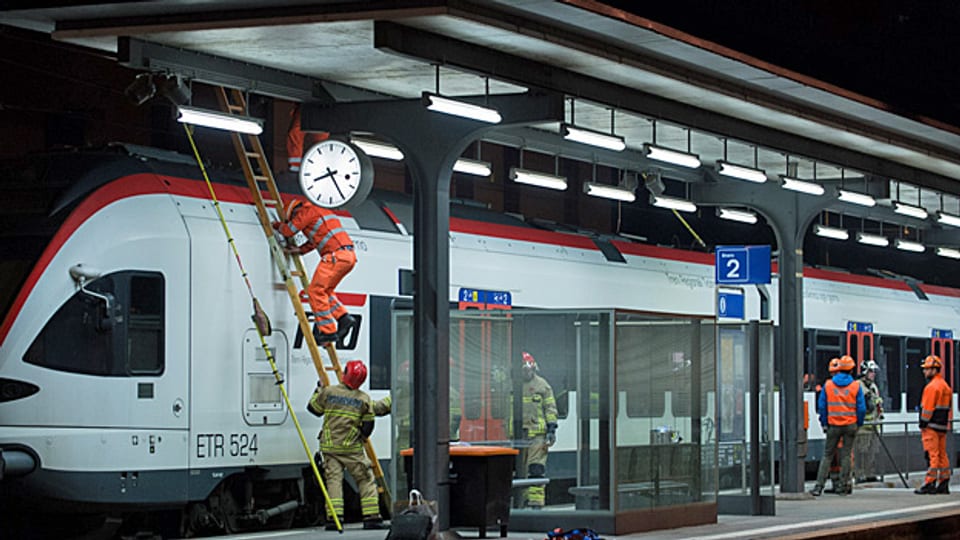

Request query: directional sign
[
  {"left": 717, "top": 288, "right": 745, "bottom": 319},
  {"left": 715, "top": 245, "right": 772, "bottom": 285},
  {"left": 847, "top": 321, "right": 874, "bottom": 333},
  {"left": 932, "top": 328, "right": 954, "bottom": 339},
  {"left": 458, "top": 288, "right": 512, "bottom": 307}
]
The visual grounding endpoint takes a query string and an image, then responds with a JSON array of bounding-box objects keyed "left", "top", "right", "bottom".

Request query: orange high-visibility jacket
[
  {"left": 919, "top": 373, "right": 952, "bottom": 432},
  {"left": 824, "top": 379, "right": 861, "bottom": 426},
  {"left": 277, "top": 203, "right": 351, "bottom": 256}
]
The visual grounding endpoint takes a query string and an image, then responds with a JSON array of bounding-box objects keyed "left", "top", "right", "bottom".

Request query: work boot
[
  {"left": 835, "top": 485, "right": 852, "bottom": 496},
  {"left": 313, "top": 325, "right": 337, "bottom": 345},
  {"left": 336, "top": 313, "right": 357, "bottom": 338},
  {"left": 914, "top": 482, "right": 937, "bottom": 494},
  {"left": 362, "top": 519, "right": 388, "bottom": 530},
  {"left": 325, "top": 517, "right": 344, "bottom": 531},
  {"left": 809, "top": 485, "right": 823, "bottom": 496},
  {"left": 937, "top": 480, "right": 951, "bottom": 494}
]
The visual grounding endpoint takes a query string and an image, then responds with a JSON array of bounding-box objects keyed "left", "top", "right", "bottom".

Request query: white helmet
[{"left": 861, "top": 360, "right": 879, "bottom": 372}]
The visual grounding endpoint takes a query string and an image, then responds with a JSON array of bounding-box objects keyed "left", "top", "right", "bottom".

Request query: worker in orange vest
[
  {"left": 285, "top": 103, "right": 327, "bottom": 173},
  {"left": 273, "top": 199, "right": 357, "bottom": 343},
  {"left": 810, "top": 356, "right": 865, "bottom": 496},
  {"left": 915, "top": 355, "right": 953, "bottom": 494}
]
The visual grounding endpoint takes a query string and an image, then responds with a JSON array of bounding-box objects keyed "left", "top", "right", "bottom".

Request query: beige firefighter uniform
[{"left": 521, "top": 373, "right": 558, "bottom": 508}]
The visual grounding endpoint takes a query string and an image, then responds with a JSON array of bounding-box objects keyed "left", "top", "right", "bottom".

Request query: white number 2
[{"left": 725, "top": 258, "right": 741, "bottom": 279}]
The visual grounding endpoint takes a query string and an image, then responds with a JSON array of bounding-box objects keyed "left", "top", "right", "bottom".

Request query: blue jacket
[{"left": 817, "top": 372, "right": 866, "bottom": 428}]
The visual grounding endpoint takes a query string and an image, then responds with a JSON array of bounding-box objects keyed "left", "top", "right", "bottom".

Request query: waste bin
[{"left": 401, "top": 445, "right": 518, "bottom": 538}]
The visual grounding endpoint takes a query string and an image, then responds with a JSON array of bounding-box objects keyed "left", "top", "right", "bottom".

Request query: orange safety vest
[
  {"left": 277, "top": 203, "right": 352, "bottom": 256},
  {"left": 825, "top": 379, "right": 860, "bottom": 426},
  {"left": 285, "top": 104, "right": 328, "bottom": 172},
  {"left": 920, "top": 373, "right": 953, "bottom": 432}
]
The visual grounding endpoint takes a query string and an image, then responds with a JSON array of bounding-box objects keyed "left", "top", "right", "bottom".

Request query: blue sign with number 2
[{"left": 715, "top": 245, "right": 772, "bottom": 285}]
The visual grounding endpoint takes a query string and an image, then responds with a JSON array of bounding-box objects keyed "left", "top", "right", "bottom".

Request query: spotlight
[
  {"left": 642, "top": 171, "right": 666, "bottom": 196},
  {"left": 124, "top": 73, "right": 156, "bottom": 106},
  {"left": 156, "top": 74, "right": 192, "bottom": 106}
]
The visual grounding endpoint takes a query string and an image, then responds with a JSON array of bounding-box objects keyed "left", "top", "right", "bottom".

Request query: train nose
[{"left": 0, "top": 448, "right": 37, "bottom": 480}]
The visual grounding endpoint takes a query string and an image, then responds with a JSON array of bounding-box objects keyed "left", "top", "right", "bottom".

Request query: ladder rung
[
  {"left": 263, "top": 199, "right": 279, "bottom": 206},
  {"left": 245, "top": 151, "right": 260, "bottom": 158},
  {"left": 325, "top": 366, "right": 339, "bottom": 372},
  {"left": 290, "top": 270, "right": 304, "bottom": 277},
  {"left": 253, "top": 175, "right": 271, "bottom": 183},
  {"left": 227, "top": 104, "right": 245, "bottom": 113}
]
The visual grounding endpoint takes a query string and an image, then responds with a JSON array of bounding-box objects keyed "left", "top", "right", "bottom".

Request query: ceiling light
[
  {"left": 643, "top": 144, "right": 701, "bottom": 168},
  {"left": 893, "top": 202, "right": 929, "bottom": 220},
  {"left": 716, "top": 161, "right": 767, "bottom": 183},
  {"left": 855, "top": 232, "right": 889, "bottom": 247},
  {"left": 813, "top": 224, "right": 849, "bottom": 240},
  {"left": 837, "top": 189, "right": 876, "bottom": 207},
  {"left": 177, "top": 106, "right": 263, "bottom": 135},
  {"left": 936, "top": 211, "right": 960, "bottom": 228},
  {"left": 650, "top": 194, "right": 697, "bottom": 213},
  {"left": 351, "top": 137, "right": 404, "bottom": 161},
  {"left": 422, "top": 92, "right": 502, "bottom": 124},
  {"left": 453, "top": 158, "right": 492, "bottom": 177},
  {"left": 894, "top": 239, "right": 925, "bottom": 253},
  {"left": 561, "top": 123, "right": 626, "bottom": 151},
  {"left": 584, "top": 182, "right": 636, "bottom": 202},
  {"left": 780, "top": 175, "right": 825, "bottom": 196},
  {"left": 509, "top": 167, "right": 567, "bottom": 190},
  {"left": 716, "top": 207, "right": 758, "bottom": 224},
  {"left": 936, "top": 246, "right": 960, "bottom": 259}
]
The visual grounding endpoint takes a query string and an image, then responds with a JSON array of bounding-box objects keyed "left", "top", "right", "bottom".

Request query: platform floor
[{"left": 208, "top": 479, "right": 960, "bottom": 540}]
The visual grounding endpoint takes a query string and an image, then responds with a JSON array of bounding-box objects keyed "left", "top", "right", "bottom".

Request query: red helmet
[
  {"left": 342, "top": 360, "right": 367, "bottom": 390},
  {"left": 522, "top": 352, "right": 537, "bottom": 370},
  {"left": 838, "top": 355, "right": 856, "bottom": 372},
  {"left": 284, "top": 198, "right": 303, "bottom": 219},
  {"left": 828, "top": 357, "right": 841, "bottom": 373},
  {"left": 921, "top": 355, "right": 943, "bottom": 370}
]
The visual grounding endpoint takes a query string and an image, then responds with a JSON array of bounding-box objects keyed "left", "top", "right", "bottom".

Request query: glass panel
[{"left": 127, "top": 274, "right": 164, "bottom": 374}]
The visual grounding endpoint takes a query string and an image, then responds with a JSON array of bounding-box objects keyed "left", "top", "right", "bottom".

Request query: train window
[
  {"left": 23, "top": 271, "right": 165, "bottom": 376},
  {"left": 905, "top": 338, "right": 929, "bottom": 412},
  {"left": 811, "top": 330, "right": 842, "bottom": 387},
  {"left": 877, "top": 336, "right": 902, "bottom": 412}
]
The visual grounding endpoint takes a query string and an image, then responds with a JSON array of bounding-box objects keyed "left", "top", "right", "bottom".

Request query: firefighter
[
  {"left": 519, "top": 351, "right": 558, "bottom": 509},
  {"left": 307, "top": 360, "right": 387, "bottom": 529},
  {"left": 915, "top": 355, "right": 952, "bottom": 494},
  {"left": 854, "top": 360, "right": 884, "bottom": 483},
  {"left": 272, "top": 198, "right": 357, "bottom": 344},
  {"left": 810, "top": 355, "right": 865, "bottom": 496}
]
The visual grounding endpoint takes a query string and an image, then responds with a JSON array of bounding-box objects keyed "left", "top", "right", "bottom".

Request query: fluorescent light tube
[
  {"left": 644, "top": 144, "right": 701, "bottom": 168},
  {"left": 351, "top": 137, "right": 404, "bottom": 161},
  {"left": 936, "top": 211, "right": 960, "bottom": 228},
  {"left": 813, "top": 224, "right": 849, "bottom": 240},
  {"left": 893, "top": 202, "right": 929, "bottom": 220},
  {"left": 509, "top": 167, "right": 567, "bottom": 190},
  {"left": 177, "top": 106, "right": 263, "bottom": 135},
  {"left": 837, "top": 189, "right": 876, "bottom": 207},
  {"left": 717, "top": 207, "right": 758, "bottom": 224},
  {"left": 453, "top": 158, "right": 492, "bottom": 177},
  {"left": 936, "top": 246, "right": 960, "bottom": 259},
  {"left": 894, "top": 239, "right": 925, "bottom": 252},
  {"left": 584, "top": 182, "right": 636, "bottom": 202},
  {"left": 716, "top": 161, "right": 767, "bottom": 183},
  {"left": 650, "top": 194, "right": 697, "bottom": 213},
  {"left": 780, "top": 176, "right": 825, "bottom": 196},
  {"left": 855, "top": 232, "right": 889, "bottom": 247},
  {"left": 561, "top": 123, "right": 626, "bottom": 152},
  {"left": 422, "top": 92, "right": 502, "bottom": 124}
]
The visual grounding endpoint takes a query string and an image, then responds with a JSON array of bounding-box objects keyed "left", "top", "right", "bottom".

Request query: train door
[
  {"left": 930, "top": 330, "right": 955, "bottom": 391},
  {"left": 845, "top": 321, "right": 875, "bottom": 373}
]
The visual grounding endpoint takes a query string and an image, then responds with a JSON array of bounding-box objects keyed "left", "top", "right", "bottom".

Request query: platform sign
[
  {"left": 458, "top": 288, "right": 512, "bottom": 307},
  {"left": 715, "top": 245, "right": 771, "bottom": 285},
  {"left": 717, "top": 288, "right": 745, "bottom": 319},
  {"left": 932, "top": 329, "right": 954, "bottom": 339},
  {"left": 847, "top": 321, "right": 874, "bottom": 333}
]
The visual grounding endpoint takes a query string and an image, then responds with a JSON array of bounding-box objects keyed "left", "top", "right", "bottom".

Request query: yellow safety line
[{"left": 183, "top": 124, "right": 342, "bottom": 532}]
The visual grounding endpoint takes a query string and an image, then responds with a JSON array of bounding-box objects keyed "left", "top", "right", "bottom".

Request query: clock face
[{"left": 299, "top": 139, "right": 374, "bottom": 210}]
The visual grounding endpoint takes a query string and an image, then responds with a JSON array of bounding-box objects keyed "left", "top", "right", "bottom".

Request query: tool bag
[
  {"left": 546, "top": 528, "right": 604, "bottom": 540},
  {"left": 386, "top": 490, "right": 437, "bottom": 540}
]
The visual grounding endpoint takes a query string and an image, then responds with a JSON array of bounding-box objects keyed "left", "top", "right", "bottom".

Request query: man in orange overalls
[
  {"left": 273, "top": 198, "right": 357, "bottom": 343},
  {"left": 915, "top": 355, "right": 952, "bottom": 494}
]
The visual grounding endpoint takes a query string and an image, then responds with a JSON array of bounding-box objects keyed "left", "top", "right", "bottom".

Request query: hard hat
[
  {"left": 828, "top": 357, "right": 841, "bottom": 373},
  {"left": 284, "top": 198, "right": 303, "bottom": 219},
  {"left": 921, "top": 355, "right": 943, "bottom": 370},
  {"left": 521, "top": 351, "right": 537, "bottom": 370},
  {"left": 342, "top": 360, "right": 368, "bottom": 390},
  {"left": 861, "top": 360, "right": 879, "bottom": 372},
  {"left": 838, "top": 355, "right": 856, "bottom": 372}
]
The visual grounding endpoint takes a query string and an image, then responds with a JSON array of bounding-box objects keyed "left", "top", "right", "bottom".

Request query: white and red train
[{"left": 0, "top": 145, "right": 957, "bottom": 536}]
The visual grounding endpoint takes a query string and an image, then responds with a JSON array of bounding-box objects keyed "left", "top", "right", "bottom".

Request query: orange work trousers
[
  {"left": 308, "top": 249, "right": 357, "bottom": 335},
  {"left": 922, "top": 428, "right": 951, "bottom": 485}
]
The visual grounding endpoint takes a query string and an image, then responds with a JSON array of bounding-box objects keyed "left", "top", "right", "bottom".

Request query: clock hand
[
  {"left": 325, "top": 167, "right": 347, "bottom": 200},
  {"left": 314, "top": 169, "right": 336, "bottom": 180}
]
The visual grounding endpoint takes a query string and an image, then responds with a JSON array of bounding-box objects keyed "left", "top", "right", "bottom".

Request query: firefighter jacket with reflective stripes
[
  {"left": 858, "top": 376, "right": 883, "bottom": 422},
  {"left": 522, "top": 374, "right": 558, "bottom": 437},
  {"left": 277, "top": 203, "right": 352, "bottom": 256},
  {"left": 919, "top": 373, "right": 952, "bottom": 432},
  {"left": 308, "top": 383, "right": 374, "bottom": 454},
  {"left": 817, "top": 373, "right": 865, "bottom": 427}
]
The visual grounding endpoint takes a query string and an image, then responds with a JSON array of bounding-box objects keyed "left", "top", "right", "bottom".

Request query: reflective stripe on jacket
[
  {"left": 920, "top": 373, "right": 953, "bottom": 432},
  {"left": 308, "top": 383, "right": 374, "bottom": 454},
  {"left": 278, "top": 203, "right": 352, "bottom": 255}
]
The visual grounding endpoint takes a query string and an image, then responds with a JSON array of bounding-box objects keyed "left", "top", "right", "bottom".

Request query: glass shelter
[{"left": 389, "top": 308, "right": 720, "bottom": 535}]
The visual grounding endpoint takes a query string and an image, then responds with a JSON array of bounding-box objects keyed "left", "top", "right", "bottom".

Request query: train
[{"left": 1, "top": 144, "right": 957, "bottom": 537}]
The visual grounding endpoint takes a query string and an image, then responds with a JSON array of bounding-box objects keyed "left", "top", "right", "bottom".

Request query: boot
[
  {"left": 313, "top": 325, "right": 337, "bottom": 344},
  {"left": 325, "top": 517, "right": 344, "bottom": 531},
  {"left": 937, "top": 480, "right": 951, "bottom": 494},
  {"left": 336, "top": 313, "right": 357, "bottom": 338},
  {"left": 914, "top": 482, "right": 937, "bottom": 494},
  {"left": 362, "top": 519, "right": 388, "bottom": 530},
  {"left": 809, "top": 485, "right": 823, "bottom": 496}
]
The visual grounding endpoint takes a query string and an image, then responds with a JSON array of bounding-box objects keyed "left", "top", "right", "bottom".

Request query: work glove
[{"left": 545, "top": 423, "right": 557, "bottom": 447}]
